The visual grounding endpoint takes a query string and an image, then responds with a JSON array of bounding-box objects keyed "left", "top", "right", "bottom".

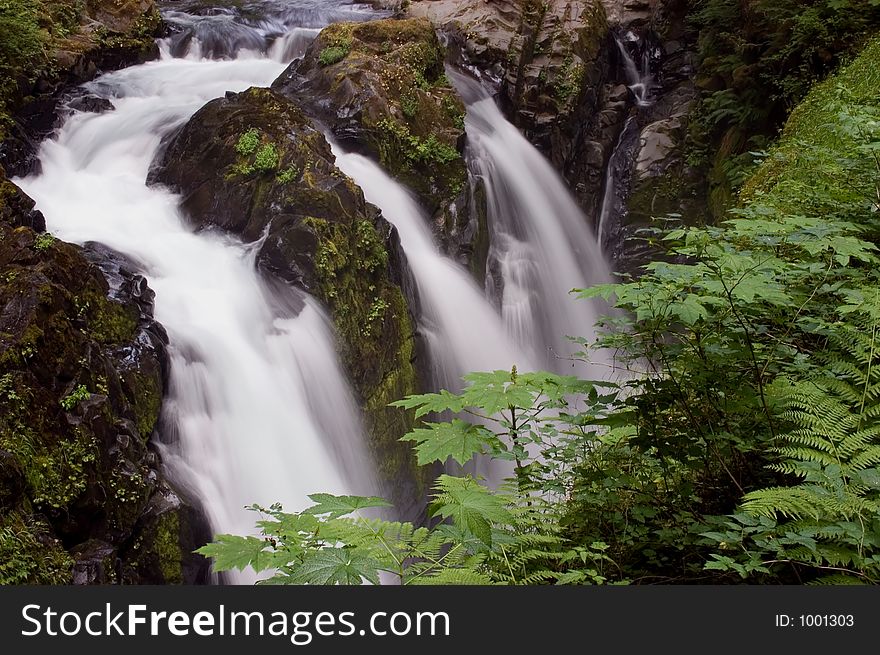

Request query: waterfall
[
  {"left": 456, "top": 76, "right": 612, "bottom": 378},
  {"left": 331, "top": 148, "right": 535, "bottom": 392},
  {"left": 614, "top": 31, "right": 654, "bottom": 107},
  {"left": 598, "top": 32, "right": 656, "bottom": 251},
  {"left": 15, "top": 6, "right": 383, "bottom": 583}
]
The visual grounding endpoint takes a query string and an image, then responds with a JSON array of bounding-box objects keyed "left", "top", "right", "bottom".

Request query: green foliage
[
  {"left": 200, "top": 34, "right": 880, "bottom": 585},
  {"left": 689, "top": 0, "right": 880, "bottom": 196},
  {"left": 233, "top": 130, "right": 279, "bottom": 175},
  {"left": 400, "top": 92, "right": 418, "bottom": 119},
  {"left": 702, "top": 296, "right": 880, "bottom": 583},
  {"left": 252, "top": 143, "right": 279, "bottom": 172},
  {"left": 276, "top": 166, "right": 299, "bottom": 183},
  {"left": 375, "top": 118, "right": 460, "bottom": 167},
  {"left": 318, "top": 45, "right": 350, "bottom": 66},
  {"left": 0, "top": 513, "right": 72, "bottom": 584},
  {"left": 33, "top": 232, "right": 54, "bottom": 251},
  {"left": 199, "top": 369, "right": 620, "bottom": 585},
  {"left": 235, "top": 128, "right": 261, "bottom": 157},
  {"left": 60, "top": 384, "right": 90, "bottom": 410}
]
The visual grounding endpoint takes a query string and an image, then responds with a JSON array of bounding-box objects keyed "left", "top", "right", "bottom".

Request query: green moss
[
  {"left": 60, "top": 384, "right": 90, "bottom": 410},
  {"left": 741, "top": 35, "right": 880, "bottom": 210},
  {"left": 28, "top": 429, "right": 98, "bottom": 510},
  {"left": 33, "top": 232, "right": 55, "bottom": 252},
  {"left": 130, "top": 370, "right": 162, "bottom": 437},
  {"left": 232, "top": 130, "right": 281, "bottom": 176},
  {"left": 553, "top": 56, "right": 585, "bottom": 105},
  {"left": 152, "top": 511, "right": 183, "bottom": 584},
  {"left": 319, "top": 45, "right": 350, "bottom": 66},
  {"left": 253, "top": 142, "right": 279, "bottom": 172},
  {"left": 89, "top": 295, "right": 138, "bottom": 344},
  {"left": 276, "top": 166, "right": 299, "bottom": 183},
  {"left": 303, "top": 215, "right": 421, "bottom": 493},
  {"left": 235, "top": 128, "right": 261, "bottom": 156},
  {"left": 374, "top": 118, "right": 460, "bottom": 167}
]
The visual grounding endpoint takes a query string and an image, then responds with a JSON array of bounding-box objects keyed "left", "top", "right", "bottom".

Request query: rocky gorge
[{"left": 2, "top": 0, "right": 878, "bottom": 584}]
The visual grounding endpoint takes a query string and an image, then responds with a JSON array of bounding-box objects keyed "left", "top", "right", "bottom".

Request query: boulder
[
  {"left": 273, "top": 18, "right": 473, "bottom": 263},
  {"left": 0, "top": 0, "right": 163, "bottom": 177}
]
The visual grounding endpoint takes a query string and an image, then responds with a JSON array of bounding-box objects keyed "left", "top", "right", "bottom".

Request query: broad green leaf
[
  {"left": 400, "top": 419, "right": 496, "bottom": 466},
  {"left": 286, "top": 548, "right": 382, "bottom": 585},
  {"left": 196, "top": 535, "right": 274, "bottom": 573},
  {"left": 390, "top": 389, "right": 465, "bottom": 417},
  {"left": 431, "top": 475, "right": 512, "bottom": 547},
  {"left": 305, "top": 494, "right": 391, "bottom": 519}
]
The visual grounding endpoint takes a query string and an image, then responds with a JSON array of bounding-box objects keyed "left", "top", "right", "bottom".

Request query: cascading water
[
  {"left": 331, "top": 148, "right": 533, "bottom": 484},
  {"left": 331, "top": 148, "right": 536, "bottom": 393},
  {"left": 614, "top": 31, "right": 654, "bottom": 107},
  {"left": 455, "top": 75, "right": 612, "bottom": 378},
  {"left": 15, "top": 2, "right": 386, "bottom": 583},
  {"left": 597, "top": 32, "right": 656, "bottom": 252}
]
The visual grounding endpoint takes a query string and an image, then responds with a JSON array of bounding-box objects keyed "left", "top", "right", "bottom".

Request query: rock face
[
  {"left": 406, "top": 1, "right": 615, "bottom": 240},
  {"left": 0, "top": 180, "right": 210, "bottom": 584},
  {"left": 150, "top": 87, "right": 428, "bottom": 514},
  {"left": 608, "top": 0, "right": 705, "bottom": 273},
  {"left": 272, "top": 18, "right": 474, "bottom": 264},
  {"left": 0, "top": 0, "right": 162, "bottom": 177}
]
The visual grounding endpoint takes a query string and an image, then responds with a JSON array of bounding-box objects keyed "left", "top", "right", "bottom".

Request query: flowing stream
[
  {"left": 598, "top": 32, "right": 656, "bottom": 250},
  {"left": 16, "top": 2, "right": 384, "bottom": 583},
  {"left": 332, "top": 148, "right": 536, "bottom": 393}
]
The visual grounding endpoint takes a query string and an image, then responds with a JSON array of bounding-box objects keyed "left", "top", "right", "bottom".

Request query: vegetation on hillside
[{"left": 689, "top": 0, "right": 880, "bottom": 212}]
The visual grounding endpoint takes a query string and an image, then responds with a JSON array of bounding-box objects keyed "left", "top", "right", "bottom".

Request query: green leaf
[
  {"left": 431, "top": 476, "right": 512, "bottom": 547},
  {"left": 390, "top": 389, "right": 465, "bottom": 417},
  {"left": 400, "top": 419, "right": 496, "bottom": 466},
  {"left": 196, "top": 535, "right": 275, "bottom": 573},
  {"left": 286, "top": 548, "right": 382, "bottom": 585},
  {"left": 304, "top": 494, "right": 391, "bottom": 519},
  {"left": 460, "top": 370, "right": 537, "bottom": 413}
]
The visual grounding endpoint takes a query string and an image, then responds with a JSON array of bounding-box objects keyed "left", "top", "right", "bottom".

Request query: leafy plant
[
  {"left": 33, "top": 232, "right": 54, "bottom": 251},
  {"left": 318, "top": 45, "right": 349, "bottom": 66},
  {"left": 252, "top": 143, "right": 279, "bottom": 172},
  {"left": 60, "top": 384, "right": 90, "bottom": 411},
  {"left": 235, "top": 128, "right": 261, "bottom": 157},
  {"left": 198, "top": 369, "right": 621, "bottom": 585}
]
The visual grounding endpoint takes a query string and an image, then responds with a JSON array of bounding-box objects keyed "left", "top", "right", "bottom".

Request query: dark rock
[
  {"left": 408, "top": 1, "right": 614, "bottom": 235},
  {"left": 273, "top": 18, "right": 470, "bottom": 260},
  {"left": 0, "top": 180, "right": 205, "bottom": 583},
  {"left": 0, "top": 174, "right": 46, "bottom": 231},
  {"left": 71, "top": 540, "right": 117, "bottom": 585},
  {"left": 0, "top": 1, "right": 163, "bottom": 178},
  {"left": 67, "top": 95, "right": 116, "bottom": 115}
]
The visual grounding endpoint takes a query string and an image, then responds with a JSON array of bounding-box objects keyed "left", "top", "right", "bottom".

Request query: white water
[
  {"left": 461, "top": 83, "right": 612, "bottom": 377},
  {"left": 615, "top": 33, "right": 653, "bottom": 107},
  {"left": 332, "top": 149, "right": 535, "bottom": 392},
  {"left": 16, "top": 47, "right": 376, "bottom": 583},
  {"left": 598, "top": 33, "right": 655, "bottom": 248}
]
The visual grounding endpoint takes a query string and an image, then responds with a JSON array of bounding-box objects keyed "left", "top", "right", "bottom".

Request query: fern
[{"left": 705, "top": 297, "right": 880, "bottom": 583}]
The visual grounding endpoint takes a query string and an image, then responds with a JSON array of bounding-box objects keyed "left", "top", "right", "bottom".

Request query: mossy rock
[
  {"left": 0, "top": 178, "right": 200, "bottom": 583},
  {"left": 273, "top": 18, "right": 468, "bottom": 229},
  {"left": 1, "top": 1, "right": 162, "bottom": 175},
  {"left": 151, "top": 87, "right": 430, "bottom": 511}
]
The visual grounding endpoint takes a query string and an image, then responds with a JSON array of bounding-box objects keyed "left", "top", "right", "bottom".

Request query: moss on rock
[{"left": 274, "top": 18, "right": 468, "bottom": 232}]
